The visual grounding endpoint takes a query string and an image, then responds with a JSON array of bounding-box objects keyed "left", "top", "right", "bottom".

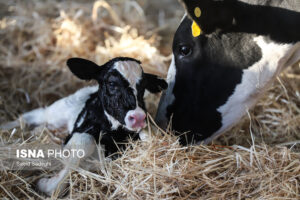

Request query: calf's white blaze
[
  {"left": 114, "top": 61, "right": 142, "bottom": 94},
  {"left": 203, "top": 36, "right": 296, "bottom": 144}
]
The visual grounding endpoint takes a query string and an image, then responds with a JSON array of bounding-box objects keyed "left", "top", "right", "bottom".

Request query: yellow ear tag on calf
[{"left": 192, "top": 21, "right": 201, "bottom": 37}]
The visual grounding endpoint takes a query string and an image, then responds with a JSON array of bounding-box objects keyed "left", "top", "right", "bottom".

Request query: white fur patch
[
  {"left": 155, "top": 55, "right": 176, "bottom": 128},
  {"left": 1, "top": 86, "right": 98, "bottom": 133},
  {"left": 104, "top": 106, "right": 146, "bottom": 132},
  {"left": 181, "top": 13, "right": 187, "bottom": 22},
  {"left": 203, "top": 36, "right": 293, "bottom": 144},
  {"left": 104, "top": 110, "right": 121, "bottom": 130},
  {"left": 114, "top": 61, "right": 142, "bottom": 92},
  {"left": 37, "top": 168, "right": 69, "bottom": 196},
  {"left": 139, "top": 130, "right": 149, "bottom": 141},
  {"left": 18, "top": 86, "right": 98, "bottom": 133},
  {"left": 167, "top": 54, "right": 177, "bottom": 83},
  {"left": 76, "top": 110, "right": 86, "bottom": 127},
  {"left": 46, "top": 86, "right": 98, "bottom": 133}
]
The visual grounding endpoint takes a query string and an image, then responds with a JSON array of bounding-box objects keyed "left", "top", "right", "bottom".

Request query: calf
[
  {"left": 156, "top": 0, "right": 300, "bottom": 145},
  {"left": 1, "top": 57, "right": 167, "bottom": 196}
]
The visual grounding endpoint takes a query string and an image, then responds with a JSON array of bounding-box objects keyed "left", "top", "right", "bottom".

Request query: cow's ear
[
  {"left": 67, "top": 58, "right": 103, "bottom": 80},
  {"left": 143, "top": 73, "right": 168, "bottom": 93},
  {"left": 179, "top": 0, "right": 234, "bottom": 35}
]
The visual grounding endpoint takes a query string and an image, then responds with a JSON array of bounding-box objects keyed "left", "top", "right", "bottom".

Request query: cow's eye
[{"left": 179, "top": 45, "right": 192, "bottom": 56}]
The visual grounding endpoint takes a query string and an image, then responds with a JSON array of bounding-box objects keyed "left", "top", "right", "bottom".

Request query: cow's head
[
  {"left": 156, "top": 15, "right": 262, "bottom": 144},
  {"left": 156, "top": 1, "right": 299, "bottom": 144},
  {"left": 67, "top": 57, "right": 167, "bottom": 132}
]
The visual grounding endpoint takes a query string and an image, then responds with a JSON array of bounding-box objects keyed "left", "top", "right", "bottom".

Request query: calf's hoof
[{"left": 37, "top": 176, "right": 67, "bottom": 197}]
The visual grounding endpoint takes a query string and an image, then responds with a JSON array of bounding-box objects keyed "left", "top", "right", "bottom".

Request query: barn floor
[{"left": 0, "top": 0, "right": 300, "bottom": 199}]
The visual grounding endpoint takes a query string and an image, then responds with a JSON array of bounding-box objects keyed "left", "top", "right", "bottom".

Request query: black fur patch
[{"left": 68, "top": 92, "right": 139, "bottom": 156}]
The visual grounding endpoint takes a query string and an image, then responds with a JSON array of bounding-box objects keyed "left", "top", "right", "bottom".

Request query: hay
[{"left": 0, "top": 0, "right": 300, "bottom": 199}]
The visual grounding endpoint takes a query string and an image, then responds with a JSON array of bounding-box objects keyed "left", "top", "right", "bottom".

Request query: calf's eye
[
  {"left": 179, "top": 45, "right": 192, "bottom": 56},
  {"left": 108, "top": 82, "right": 117, "bottom": 88}
]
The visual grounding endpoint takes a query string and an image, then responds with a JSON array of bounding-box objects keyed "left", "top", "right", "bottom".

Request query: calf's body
[{"left": 1, "top": 57, "right": 167, "bottom": 196}]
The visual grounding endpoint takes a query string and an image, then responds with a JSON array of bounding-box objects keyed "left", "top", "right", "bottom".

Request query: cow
[
  {"left": 1, "top": 57, "right": 167, "bottom": 196},
  {"left": 156, "top": 0, "right": 300, "bottom": 145}
]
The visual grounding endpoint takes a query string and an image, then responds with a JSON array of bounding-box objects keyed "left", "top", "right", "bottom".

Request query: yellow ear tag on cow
[
  {"left": 192, "top": 21, "right": 201, "bottom": 37},
  {"left": 194, "top": 7, "right": 201, "bottom": 18}
]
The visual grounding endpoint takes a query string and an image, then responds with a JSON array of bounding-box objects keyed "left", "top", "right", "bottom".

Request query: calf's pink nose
[{"left": 128, "top": 113, "right": 146, "bottom": 128}]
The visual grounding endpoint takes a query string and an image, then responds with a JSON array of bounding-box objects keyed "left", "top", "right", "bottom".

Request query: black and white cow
[
  {"left": 156, "top": 0, "right": 300, "bottom": 145},
  {"left": 1, "top": 57, "right": 167, "bottom": 196}
]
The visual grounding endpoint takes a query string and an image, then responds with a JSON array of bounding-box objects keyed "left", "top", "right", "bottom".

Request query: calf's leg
[
  {"left": 37, "top": 132, "right": 96, "bottom": 196},
  {"left": 0, "top": 86, "right": 97, "bottom": 133}
]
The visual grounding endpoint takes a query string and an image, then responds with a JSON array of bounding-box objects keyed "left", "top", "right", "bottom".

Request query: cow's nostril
[{"left": 129, "top": 116, "right": 135, "bottom": 121}]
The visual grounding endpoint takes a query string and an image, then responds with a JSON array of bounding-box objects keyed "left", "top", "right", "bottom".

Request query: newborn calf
[{"left": 1, "top": 57, "right": 167, "bottom": 196}]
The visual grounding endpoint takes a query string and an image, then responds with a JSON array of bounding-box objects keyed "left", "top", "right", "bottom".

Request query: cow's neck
[{"left": 232, "top": 1, "right": 300, "bottom": 43}]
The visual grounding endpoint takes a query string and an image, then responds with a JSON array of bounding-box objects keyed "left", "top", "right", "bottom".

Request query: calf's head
[{"left": 67, "top": 57, "right": 167, "bottom": 132}]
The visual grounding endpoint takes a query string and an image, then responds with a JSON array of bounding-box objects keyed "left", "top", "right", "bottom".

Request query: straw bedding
[{"left": 0, "top": 0, "right": 299, "bottom": 199}]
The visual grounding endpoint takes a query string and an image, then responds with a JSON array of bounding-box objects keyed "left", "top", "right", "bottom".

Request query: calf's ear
[
  {"left": 143, "top": 73, "right": 168, "bottom": 93},
  {"left": 67, "top": 58, "right": 103, "bottom": 80}
]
